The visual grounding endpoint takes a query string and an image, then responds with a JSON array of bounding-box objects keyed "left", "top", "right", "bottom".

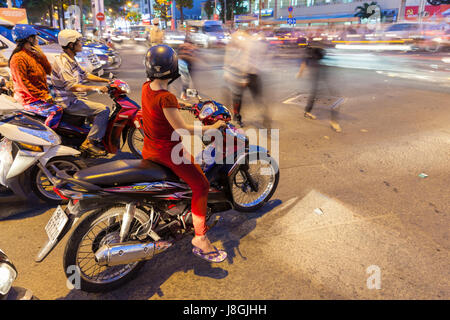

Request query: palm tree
[{"left": 354, "top": 2, "right": 380, "bottom": 20}]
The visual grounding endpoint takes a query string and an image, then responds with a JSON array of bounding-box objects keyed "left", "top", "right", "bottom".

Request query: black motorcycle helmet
[{"left": 145, "top": 45, "right": 180, "bottom": 84}]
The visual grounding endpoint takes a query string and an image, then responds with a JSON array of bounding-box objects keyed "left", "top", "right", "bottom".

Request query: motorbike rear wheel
[
  {"left": 127, "top": 127, "right": 144, "bottom": 158},
  {"left": 30, "top": 156, "right": 86, "bottom": 204},
  {"left": 63, "top": 205, "right": 150, "bottom": 293},
  {"left": 229, "top": 154, "right": 279, "bottom": 212}
]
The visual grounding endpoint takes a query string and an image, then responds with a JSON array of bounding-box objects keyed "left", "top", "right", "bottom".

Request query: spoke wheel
[
  {"left": 229, "top": 155, "right": 279, "bottom": 212},
  {"left": 63, "top": 206, "right": 150, "bottom": 292}
]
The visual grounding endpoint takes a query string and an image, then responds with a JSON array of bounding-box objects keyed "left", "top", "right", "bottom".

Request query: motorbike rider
[
  {"left": 51, "top": 29, "right": 111, "bottom": 156},
  {"left": 9, "top": 24, "right": 63, "bottom": 129},
  {"left": 142, "top": 45, "right": 227, "bottom": 263}
]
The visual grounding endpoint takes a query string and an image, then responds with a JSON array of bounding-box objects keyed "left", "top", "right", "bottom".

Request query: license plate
[{"left": 45, "top": 206, "right": 69, "bottom": 243}]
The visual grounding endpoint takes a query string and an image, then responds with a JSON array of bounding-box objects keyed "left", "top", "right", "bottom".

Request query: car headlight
[
  {"left": 0, "top": 262, "right": 17, "bottom": 296},
  {"left": 208, "top": 36, "right": 217, "bottom": 41}
]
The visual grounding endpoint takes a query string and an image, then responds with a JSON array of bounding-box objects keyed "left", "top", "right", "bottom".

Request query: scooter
[
  {"left": 0, "top": 95, "right": 84, "bottom": 204},
  {"left": 28, "top": 78, "right": 143, "bottom": 158},
  {"left": 0, "top": 249, "right": 35, "bottom": 300},
  {"left": 35, "top": 90, "right": 280, "bottom": 292}
]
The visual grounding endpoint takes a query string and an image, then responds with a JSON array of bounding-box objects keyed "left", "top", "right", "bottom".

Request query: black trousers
[
  {"left": 305, "top": 65, "right": 339, "bottom": 121},
  {"left": 232, "top": 73, "right": 263, "bottom": 115}
]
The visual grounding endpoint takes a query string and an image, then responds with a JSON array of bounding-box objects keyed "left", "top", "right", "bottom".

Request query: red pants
[{"left": 147, "top": 148, "right": 210, "bottom": 236}]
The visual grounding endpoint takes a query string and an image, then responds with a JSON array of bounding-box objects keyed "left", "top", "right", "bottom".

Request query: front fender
[{"left": 226, "top": 145, "right": 271, "bottom": 178}]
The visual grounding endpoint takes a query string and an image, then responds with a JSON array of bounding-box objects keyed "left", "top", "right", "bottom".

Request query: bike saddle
[{"left": 73, "top": 159, "right": 180, "bottom": 187}]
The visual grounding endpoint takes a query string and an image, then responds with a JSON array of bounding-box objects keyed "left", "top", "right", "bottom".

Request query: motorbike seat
[{"left": 72, "top": 159, "right": 180, "bottom": 187}]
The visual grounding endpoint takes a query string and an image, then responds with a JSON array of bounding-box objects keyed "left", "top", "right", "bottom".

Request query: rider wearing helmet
[
  {"left": 9, "top": 24, "right": 63, "bottom": 129},
  {"left": 142, "top": 45, "right": 227, "bottom": 263},
  {"left": 51, "top": 29, "right": 111, "bottom": 156}
]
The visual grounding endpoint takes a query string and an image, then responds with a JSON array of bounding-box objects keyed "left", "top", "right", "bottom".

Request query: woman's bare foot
[{"left": 192, "top": 235, "right": 215, "bottom": 253}]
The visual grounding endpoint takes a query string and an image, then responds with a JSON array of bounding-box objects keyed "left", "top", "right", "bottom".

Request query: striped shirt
[{"left": 51, "top": 52, "right": 87, "bottom": 102}]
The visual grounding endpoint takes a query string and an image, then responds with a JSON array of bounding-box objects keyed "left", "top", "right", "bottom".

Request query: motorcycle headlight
[
  {"left": 93, "top": 49, "right": 106, "bottom": 55},
  {"left": 199, "top": 103, "right": 217, "bottom": 120},
  {"left": 0, "top": 262, "right": 17, "bottom": 296},
  {"left": 118, "top": 82, "right": 130, "bottom": 94}
]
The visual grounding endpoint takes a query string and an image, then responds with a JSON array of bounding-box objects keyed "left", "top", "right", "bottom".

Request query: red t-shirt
[{"left": 141, "top": 81, "right": 181, "bottom": 160}]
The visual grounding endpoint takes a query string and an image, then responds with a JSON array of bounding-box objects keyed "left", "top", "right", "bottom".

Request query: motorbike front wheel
[
  {"left": 229, "top": 154, "right": 280, "bottom": 212},
  {"left": 63, "top": 205, "right": 150, "bottom": 293},
  {"left": 30, "top": 156, "right": 86, "bottom": 204}
]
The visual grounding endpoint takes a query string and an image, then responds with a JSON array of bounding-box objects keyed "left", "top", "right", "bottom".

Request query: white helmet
[
  {"left": 152, "top": 18, "right": 160, "bottom": 25},
  {"left": 58, "top": 29, "right": 83, "bottom": 47}
]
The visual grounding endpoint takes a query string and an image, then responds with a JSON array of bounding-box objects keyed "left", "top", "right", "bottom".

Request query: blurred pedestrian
[
  {"left": 297, "top": 45, "right": 345, "bottom": 133},
  {"left": 223, "top": 29, "right": 269, "bottom": 127},
  {"left": 149, "top": 18, "right": 164, "bottom": 47},
  {"left": 177, "top": 37, "right": 200, "bottom": 100}
]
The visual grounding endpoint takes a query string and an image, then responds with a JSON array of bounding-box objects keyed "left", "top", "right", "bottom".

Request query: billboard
[
  {"left": 405, "top": 4, "right": 450, "bottom": 20},
  {"left": 0, "top": 8, "right": 28, "bottom": 25}
]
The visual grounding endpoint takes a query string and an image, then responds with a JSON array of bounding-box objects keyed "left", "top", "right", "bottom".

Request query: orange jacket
[{"left": 10, "top": 49, "right": 52, "bottom": 105}]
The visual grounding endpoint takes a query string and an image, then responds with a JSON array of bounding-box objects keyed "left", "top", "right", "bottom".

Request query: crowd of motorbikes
[{"left": 0, "top": 45, "right": 280, "bottom": 294}]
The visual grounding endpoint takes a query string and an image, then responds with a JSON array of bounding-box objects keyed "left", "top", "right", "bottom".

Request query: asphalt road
[{"left": 0, "top": 43, "right": 449, "bottom": 300}]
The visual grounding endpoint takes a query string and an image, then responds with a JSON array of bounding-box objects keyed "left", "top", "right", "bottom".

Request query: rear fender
[{"left": 39, "top": 145, "right": 81, "bottom": 167}]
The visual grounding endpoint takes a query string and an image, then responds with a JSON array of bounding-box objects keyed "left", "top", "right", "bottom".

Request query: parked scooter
[
  {"left": 0, "top": 95, "right": 84, "bottom": 203},
  {"left": 35, "top": 90, "right": 280, "bottom": 292},
  {"left": 0, "top": 249, "right": 35, "bottom": 300}
]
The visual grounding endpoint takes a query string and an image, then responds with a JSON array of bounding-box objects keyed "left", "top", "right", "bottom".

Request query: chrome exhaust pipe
[{"left": 94, "top": 240, "right": 172, "bottom": 267}]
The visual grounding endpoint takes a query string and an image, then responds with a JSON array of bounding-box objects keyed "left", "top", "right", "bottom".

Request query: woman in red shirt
[
  {"left": 143, "top": 45, "right": 227, "bottom": 263},
  {"left": 9, "top": 25, "right": 62, "bottom": 129}
]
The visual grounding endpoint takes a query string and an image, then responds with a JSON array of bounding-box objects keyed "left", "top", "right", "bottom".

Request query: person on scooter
[
  {"left": 51, "top": 29, "right": 111, "bottom": 156},
  {"left": 142, "top": 45, "right": 228, "bottom": 263},
  {"left": 9, "top": 24, "right": 63, "bottom": 129}
]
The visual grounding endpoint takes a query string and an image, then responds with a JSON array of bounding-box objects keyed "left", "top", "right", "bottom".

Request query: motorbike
[
  {"left": 0, "top": 249, "right": 35, "bottom": 300},
  {"left": 0, "top": 95, "right": 84, "bottom": 204},
  {"left": 35, "top": 90, "right": 280, "bottom": 292},
  {"left": 27, "top": 78, "right": 143, "bottom": 158}
]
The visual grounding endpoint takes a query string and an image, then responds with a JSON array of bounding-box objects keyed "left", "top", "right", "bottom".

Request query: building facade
[
  {"left": 246, "top": 0, "right": 449, "bottom": 25},
  {"left": 138, "top": 0, "right": 203, "bottom": 21}
]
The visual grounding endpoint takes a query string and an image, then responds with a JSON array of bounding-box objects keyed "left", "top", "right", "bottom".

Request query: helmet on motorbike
[
  {"left": 12, "top": 24, "right": 39, "bottom": 43},
  {"left": 58, "top": 29, "right": 83, "bottom": 47},
  {"left": 144, "top": 45, "right": 180, "bottom": 83}
]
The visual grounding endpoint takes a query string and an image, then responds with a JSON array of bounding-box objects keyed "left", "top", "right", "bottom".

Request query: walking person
[
  {"left": 297, "top": 45, "right": 345, "bottom": 133},
  {"left": 224, "top": 30, "right": 269, "bottom": 127},
  {"left": 9, "top": 24, "right": 63, "bottom": 129}
]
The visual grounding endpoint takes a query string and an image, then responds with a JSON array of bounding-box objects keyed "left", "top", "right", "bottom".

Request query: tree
[
  {"left": 203, "top": 0, "right": 214, "bottom": 20},
  {"left": 126, "top": 11, "right": 142, "bottom": 25},
  {"left": 354, "top": 2, "right": 382, "bottom": 21},
  {"left": 175, "top": 0, "right": 193, "bottom": 24},
  {"left": 153, "top": 0, "right": 171, "bottom": 24}
]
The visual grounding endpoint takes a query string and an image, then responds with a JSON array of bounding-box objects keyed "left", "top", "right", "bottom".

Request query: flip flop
[{"left": 192, "top": 246, "right": 227, "bottom": 263}]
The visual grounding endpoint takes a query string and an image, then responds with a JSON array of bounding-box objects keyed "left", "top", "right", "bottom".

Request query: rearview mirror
[{"left": 186, "top": 89, "right": 198, "bottom": 98}]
